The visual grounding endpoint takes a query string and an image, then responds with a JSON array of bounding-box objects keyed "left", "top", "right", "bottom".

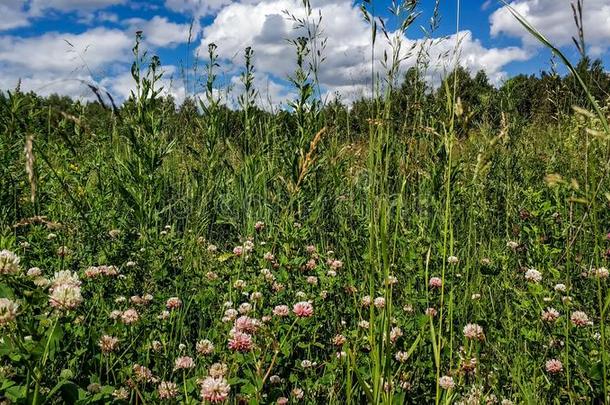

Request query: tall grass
[{"left": 0, "top": 0, "right": 609, "bottom": 403}]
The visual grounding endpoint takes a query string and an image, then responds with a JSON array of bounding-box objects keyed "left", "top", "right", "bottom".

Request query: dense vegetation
[{"left": 1, "top": 5, "right": 610, "bottom": 404}]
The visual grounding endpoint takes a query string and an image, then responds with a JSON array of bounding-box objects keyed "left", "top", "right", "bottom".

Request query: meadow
[{"left": 1, "top": 1, "right": 610, "bottom": 404}]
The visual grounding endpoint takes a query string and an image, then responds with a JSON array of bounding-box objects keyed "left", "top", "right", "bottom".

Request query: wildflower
[
  {"left": 233, "top": 279, "right": 246, "bottom": 289},
  {"left": 306, "top": 276, "right": 318, "bottom": 285},
  {"left": 439, "top": 376, "right": 455, "bottom": 390},
  {"left": 403, "top": 304, "right": 414, "bottom": 313},
  {"left": 332, "top": 334, "right": 346, "bottom": 346},
  {"left": 115, "top": 296, "right": 126, "bottom": 303},
  {"left": 133, "top": 364, "right": 155, "bottom": 383},
  {"left": 292, "top": 388, "right": 304, "bottom": 399},
  {"left": 47, "top": 233, "right": 57, "bottom": 240},
  {"left": 374, "top": 297, "right": 386, "bottom": 309},
  {"left": 130, "top": 295, "right": 143, "bottom": 305},
  {"left": 151, "top": 341, "right": 162, "bottom": 352},
  {"left": 591, "top": 267, "right": 609, "bottom": 279},
  {"left": 49, "top": 284, "right": 82, "bottom": 310},
  {"left": 358, "top": 320, "right": 370, "bottom": 329},
  {"left": 192, "top": 339, "right": 213, "bottom": 358},
  {"left": 228, "top": 331, "right": 253, "bottom": 352},
  {"left": 329, "top": 259, "right": 343, "bottom": 271},
  {"left": 254, "top": 221, "right": 265, "bottom": 231},
  {"left": 541, "top": 308, "right": 560, "bottom": 323},
  {"left": 99, "top": 335, "right": 119, "bottom": 354},
  {"left": 87, "top": 383, "right": 101, "bottom": 393},
  {"left": 243, "top": 240, "right": 254, "bottom": 252},
  {"left": 463, "top": 323, "right": 485, "bottom": 341},
  {"left": 554, "top": 283, "right": 567, "bottom": 292},
  {"left": 234, "top": 316, "right": 259, "bottom": 333},
  {"left": 425, "top": 307, "right": 437, "bottom": 317},
  {"left": 224, "top": 308, "right": 238, "bottom": 321},
  {"left": 447, "top": 256, "right": 459, "bottom": 264},
  {"left": 101, "top": 265, "right": 119, "bottom": 276},
  {"left": 471, "top": 293, "right": 481, "bottom": 300},
  {"left": 109, "top": 310, "right": 122, "bottom": 320},
  {"left": 250, "top": 292, "right": 262, "bottom": 301},
  {"left": 56, "top": 246, "right": 71, "bottom": 257},
  {"left": 506, "top": 241, "right": 519, "bottom": 250},
  {"left": 263, "top": 252, "right": 274, "bottom": 261},
  {"left": 386, "top": 275, "right": 398, "bottom": 285},
  {"left": 390, "top": 327, "right": 403, "bottom": 343},
  {"left": 0, "top": 298, "right": 19, "bottom": 326},
  {"left": 27, "top": 267, "right": 42, "bottom": 277},
  {"left": 524, "top": 268, "right": 542, "bottom": 283},
  {"left": 121, "top": 308, "right": 139, "bottom": 324},
  {"left": 395, "top": 351, "right": 408, "bottom": 363},
  {"left": 460, "top": 357, "right": 477, "bottom": 374},
  {"left": 50, "top": 270, "right": 81, "bottom": 290},
  {"left": 429, "top": 277, "right": 442, "bottom": 289},
  {"left": 200, "top": 377, "right": 230, "bottom": 403},
  {"left": 277, "top": 397, "right": 289, "bottom": 405},
  {"left": 361, "top": 296, "right": 372, "bottom": 307},
  {"left": 158, "top": 381, "right": 178, "bottom": 399},
  {"left": 0, "top": 250, "right": 20, "bottom": 275},
  {"left": 301, "top": 360, "right": 313, "bottom": 368},
  {"left": 174, "top": 356, "right": 195, "bottom": 371},
  {"left": 295, "top": 291, "right": 307, "bottom": 299},
  {"left": 158, "top": 310, "right": 171, "bottom": 320},
  {"left": 238, "top": 302, "right": 252, "bottom": 314},
  {"left": 233, "top": 246, "right": 243, "bottom": 256},
  {"left": 34, "top": 277, "right": 50, "bottom": 288},
  {"left": 273, "top": 305, "right": 290, "bottom": 317},
  {"left": 269, "top": 375, "right": 281, "bottom": 385},
  {"left": 112, "top": 387, "right": 129, "bottom": 400},
  {"left": 546, "top": 359, "right": 563, "bottom": 374},
  {"left": 208, "top": 363, "right": 228, "bottom": 378},
  {"left": 166, "top": 297, "right": 182, "bottom": 310},
  {"left": 570, "top": 311, "right": 590, "bottom": 327},
  {"left": 293, "top": 301, "right": 314, "bottom": 317}
]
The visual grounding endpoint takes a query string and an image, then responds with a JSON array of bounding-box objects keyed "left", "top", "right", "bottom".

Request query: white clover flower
[{"left": 0, "top": 250, "right": 20, "bottom": 275}]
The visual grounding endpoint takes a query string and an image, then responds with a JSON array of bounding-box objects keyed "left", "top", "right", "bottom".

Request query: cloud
[
  {"left": 0, "top": 27, "right": 131, "bottom": 73},
  {"left": 101, "top": 65, "right": 188, "bottom": 104},
  {"left": 0, "top": 0, "right": 30, "bottom": 31},
  {"left": 490, "top": 0, "right": 610, "bottom": 52},
  {"left": 124, "top": 16, "right": 195, "bottom": 48},
  {"left": 198, "top": 0, "right": 531, "bottom": 103},
  {"left": 0, "top": 0, "right": 126, "bottom": 32},
  {"left": 164, "top": 0, "right": 232, "bottom": 18},
  {"left": 29, "top": 0, "right": 125, "bottom": 15},
  {"left": 0, "top": 27, "right": 133, "bottom": 100}
]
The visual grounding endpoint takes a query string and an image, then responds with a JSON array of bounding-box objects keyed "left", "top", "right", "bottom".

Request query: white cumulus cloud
[
  {"left": 490, "top": 0, "right": 610, "bottom": 53},
  {"left": 197, "top": 0, "right": 531, "bottom": 103}
]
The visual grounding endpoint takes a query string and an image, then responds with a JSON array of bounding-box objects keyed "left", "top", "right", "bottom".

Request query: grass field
[{"left": 1, "top": 1, "right": 610, "bottom": 404}]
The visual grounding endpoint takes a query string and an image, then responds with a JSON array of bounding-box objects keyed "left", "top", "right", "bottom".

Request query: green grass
[{"left": 1, "top": 2, "right": 610, "bottom": 404}]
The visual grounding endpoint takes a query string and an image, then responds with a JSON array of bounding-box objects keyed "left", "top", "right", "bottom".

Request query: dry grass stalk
[
  {"left": 24, "top": 134, "right": 36, "bottom": 204},
  {"left": 295, "top": 126, "right": 327, "bottom": 190}
]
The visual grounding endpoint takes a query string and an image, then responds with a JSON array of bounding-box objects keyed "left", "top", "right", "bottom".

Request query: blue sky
[{"left": 1, "top": 0, "right": 609, "bottom": 105}]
